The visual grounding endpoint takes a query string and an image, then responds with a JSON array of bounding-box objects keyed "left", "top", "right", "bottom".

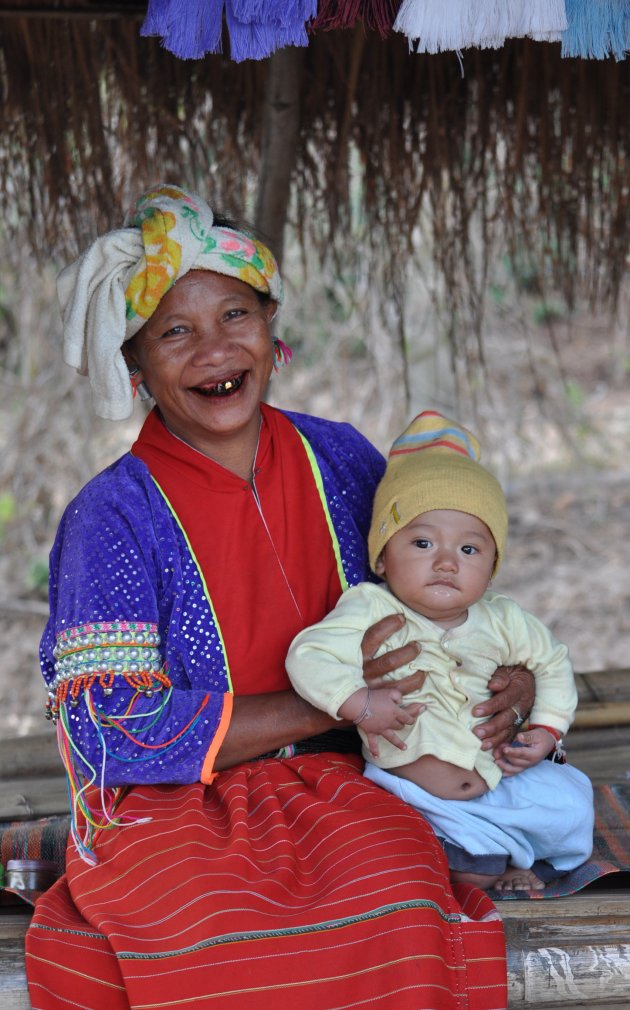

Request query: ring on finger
[{"left": 510, "top": 704, "right": 524, "bottom": 727}]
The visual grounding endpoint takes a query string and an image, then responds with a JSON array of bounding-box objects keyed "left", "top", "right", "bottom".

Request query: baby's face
[{"left": 374, "top": 509, "right": 496, "bottom": 628}]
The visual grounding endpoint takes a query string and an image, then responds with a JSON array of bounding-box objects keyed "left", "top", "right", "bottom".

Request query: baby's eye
[
  {"left": 412, "top": 538, "right": 432, "bottom": 549},
  {"left": 461, "top": 544, "right": 478, "bottom": 555}
]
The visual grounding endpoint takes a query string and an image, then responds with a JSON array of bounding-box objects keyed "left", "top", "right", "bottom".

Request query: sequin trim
[{"left": 48, "top": 621, "right": 171, "bottom": 719}]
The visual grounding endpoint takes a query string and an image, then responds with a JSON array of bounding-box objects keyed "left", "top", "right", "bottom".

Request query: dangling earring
[
  {"left": 272, "top": 337, "right": 293, "bottom": 372},
  {"left": 128, "top": 365, "right": 152, "bottom": 402}
]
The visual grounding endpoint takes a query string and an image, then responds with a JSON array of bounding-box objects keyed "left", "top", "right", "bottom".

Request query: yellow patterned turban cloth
[{"left": 58, "top": 184, "right": 284, "bottom": 420}]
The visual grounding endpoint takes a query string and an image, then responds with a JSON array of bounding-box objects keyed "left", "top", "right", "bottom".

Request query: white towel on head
[
  {"left": 57, "top": 183, "right": 284, "bottom": 421},
  {"left": 58, "top": 229, "right": 144, "bottom": 421}
]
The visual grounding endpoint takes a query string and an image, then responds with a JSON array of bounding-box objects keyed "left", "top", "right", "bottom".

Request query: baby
[{"left": 286, "top": 411, "right": 593, "bottom": 890}]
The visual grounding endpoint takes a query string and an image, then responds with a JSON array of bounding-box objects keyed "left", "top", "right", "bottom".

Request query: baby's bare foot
[{"left": 493, "top": 865, "right": 545, "bottom": 892}]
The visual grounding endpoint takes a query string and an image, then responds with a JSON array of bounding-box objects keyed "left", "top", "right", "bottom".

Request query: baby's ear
[{"left": 374, "top": 554, "right": 386, "bottom": 576}]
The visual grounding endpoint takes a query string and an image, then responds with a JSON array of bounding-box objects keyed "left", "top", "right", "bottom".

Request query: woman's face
[{"left": 126, "top": 271, "right": 277, "bottom": 459}]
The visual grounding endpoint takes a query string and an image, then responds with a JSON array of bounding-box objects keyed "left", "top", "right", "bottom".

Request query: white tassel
[{"left": 394, "top": 0, "right": 568, "bottom": 53}]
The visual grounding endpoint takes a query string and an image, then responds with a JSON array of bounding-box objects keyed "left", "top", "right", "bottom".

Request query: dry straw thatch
[{"left": 1, "top": 2, "right": 630, "bottom": 330}]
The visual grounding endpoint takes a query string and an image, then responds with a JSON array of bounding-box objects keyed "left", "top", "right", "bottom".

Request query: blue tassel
[
  {"left": 226, "top": 0, "right": 315, "bottom": 61},
  {"left": 562, "top": 0, "right": 630, "bottom": 61},
  {"left": 141, "top": 0, "right": 225, "bottom": 60},
  {"left": 230, "top": 0, "right": 316, "bottom": 25}
]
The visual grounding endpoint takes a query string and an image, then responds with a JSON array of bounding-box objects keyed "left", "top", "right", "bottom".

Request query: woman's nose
[{"left": 190, "top": 327, "right": 230, "bottom": 363}]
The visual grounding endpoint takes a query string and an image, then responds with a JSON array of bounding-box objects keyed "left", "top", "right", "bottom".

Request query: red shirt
[{"left": 132, "top": 404, "right": 343, "bottom": 694}]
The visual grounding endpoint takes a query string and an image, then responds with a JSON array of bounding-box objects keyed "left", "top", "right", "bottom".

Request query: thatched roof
[{"left": 1, "top": 2, "right": 630, "bottom": 326}]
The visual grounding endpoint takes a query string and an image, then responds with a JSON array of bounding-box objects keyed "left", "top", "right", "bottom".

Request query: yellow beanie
[{"left": 368, "top": 410, "right": 507, "bottom": 573}]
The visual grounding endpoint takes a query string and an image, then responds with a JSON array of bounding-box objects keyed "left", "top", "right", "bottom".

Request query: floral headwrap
[{"left": 58, "top": 184, "right": 284, "bottom": 421}]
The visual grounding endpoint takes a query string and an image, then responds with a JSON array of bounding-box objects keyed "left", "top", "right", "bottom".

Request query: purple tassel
[
  {"left": 141, "top": 0, "right": 224, "bottom": 59},
  {"left": 226, "top": 0, "right": 315, "bottom": 61}
]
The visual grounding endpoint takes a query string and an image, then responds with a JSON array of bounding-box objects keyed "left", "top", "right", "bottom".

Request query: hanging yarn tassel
[
  {"left": 394, "top": 0, "right": 567, "bottom": 54},
  {"left": 562, "top": 0, "right": 630, "bottom": 60},
  {"left": 273, "top": 337, "right": 293, "bottom": 370},
  {"left": 226, "top": 0, "right": 316, "bottom": 62},
  {"left": 141, "top": 0, "right": 225, "bottom": 59},
  {"left": 311, "top": 0, "right": 400, "bottom": 37}
]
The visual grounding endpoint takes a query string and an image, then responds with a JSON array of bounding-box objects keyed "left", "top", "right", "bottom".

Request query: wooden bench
[{"left": 2, "top": 669, "right": 630, "bottom": 1009}]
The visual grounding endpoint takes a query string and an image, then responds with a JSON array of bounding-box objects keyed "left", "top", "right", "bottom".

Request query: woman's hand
[
  {"left": 472, "top": 664, "right": 535, "bottom": 755},
  {"left": 361, "top": 613, "right": 427, "bottom": 695}
]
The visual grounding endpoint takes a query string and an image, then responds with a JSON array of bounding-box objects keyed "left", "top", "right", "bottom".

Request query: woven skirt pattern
[{"left": 26, "top": 753, "right": 506, "bottom": 1009}]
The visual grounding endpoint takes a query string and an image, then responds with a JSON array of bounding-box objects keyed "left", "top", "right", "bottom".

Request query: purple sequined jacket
[{"left": 40, "top": 411, "right": 385, "bottom": 787}]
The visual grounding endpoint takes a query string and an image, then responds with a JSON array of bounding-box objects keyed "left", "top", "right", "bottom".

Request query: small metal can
[{"left": 5, "top": 859, "right": 58, "bottom": 893}]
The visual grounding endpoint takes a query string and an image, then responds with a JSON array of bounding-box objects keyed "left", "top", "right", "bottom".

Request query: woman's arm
[{"left": 213, "top": 690, "right": 339, "bottom": 770}]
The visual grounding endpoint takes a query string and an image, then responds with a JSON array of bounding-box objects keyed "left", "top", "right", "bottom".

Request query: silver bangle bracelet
[{"left": 353, "top": 688, "right": 373, "bottom": 726}]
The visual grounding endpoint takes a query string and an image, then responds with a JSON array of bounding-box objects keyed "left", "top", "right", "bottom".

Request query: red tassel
[{"left": 310, "top": 0, "right": 401, "bottom": 37}]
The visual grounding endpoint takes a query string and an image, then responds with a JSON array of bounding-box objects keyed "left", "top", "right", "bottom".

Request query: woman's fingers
[
  {"left": 360, "top": 613, "right": 406, "bottom": 661},
  {"left": 360, "top": 614, "right": 425, "bottom": 691},
  {"left": 473, "top": 665, "right": 535, "bottom": 751},
  {"left": 364, "top": 648, "right": 424, "bottom": 686}
]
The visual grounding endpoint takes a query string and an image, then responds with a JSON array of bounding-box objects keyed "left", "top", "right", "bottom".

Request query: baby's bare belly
[{"left": 390, "top": 754, "right": 489, "bottom": 800}]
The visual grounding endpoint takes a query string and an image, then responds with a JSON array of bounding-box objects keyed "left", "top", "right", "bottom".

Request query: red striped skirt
[{"left": 26, "top": 754, "right": 506, "bottom": 1009}]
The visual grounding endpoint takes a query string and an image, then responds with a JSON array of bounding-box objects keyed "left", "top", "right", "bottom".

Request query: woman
[{"left": 27, "top": 185, "right": 532, "bottom": 1010}]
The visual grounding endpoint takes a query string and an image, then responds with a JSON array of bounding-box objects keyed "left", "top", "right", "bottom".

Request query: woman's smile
[{"left": 191, "top": 371, "right": 246, "bottom": 397}]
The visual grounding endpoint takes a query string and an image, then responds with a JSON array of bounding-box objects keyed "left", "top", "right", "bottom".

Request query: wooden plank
[
  {"left": 574, "top": 702, "right": 630, "bottom": 729},
  {"left": 0, "top": 912, "right": 32, "bottom": 1010},
  {"left": 575, "top": 670, "right": 630, "bottom": 705},
  {"left": 501, "top": 892, "right": 630, "bottom": 1007},
  {"left": 567, "top": 726, "right": 629, "bottom": 752},
  {"left": 0, "top": 777, "right": 69, "bottom": 820},
  {"left": 498, "top": 892, "right": 630, "bottom": 920},
  {"left": 0, "top": 732, "right": 61, "bottom": 781},
  {"left": 566, "top": 743, "right": 630, "bottom": 784}
]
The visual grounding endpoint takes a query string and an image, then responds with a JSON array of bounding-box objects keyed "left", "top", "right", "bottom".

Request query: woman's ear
[
  {"left": 264, "top": 299, "right": 279, "bottom": 324},
  {"left": 122, "top": 342, "right": 140, "bottom": 375}
]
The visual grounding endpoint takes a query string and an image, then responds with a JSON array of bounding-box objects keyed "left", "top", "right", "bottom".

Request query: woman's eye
[
  {"left": 223, "top": 308, "right": 247, "bottom": 321},
  {"left": 413, "top": 539, "right": 431, "bottom": 549},
  {"left": 461, "top": 545, "right": 478, "bottom": 555},
  {"left": 161, "top": 325, "right": 187, "bottom": 338}
]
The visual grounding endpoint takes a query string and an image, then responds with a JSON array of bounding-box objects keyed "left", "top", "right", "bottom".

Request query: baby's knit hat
[{"left": 368, "top": 410, "right": 508, "bottom": 573}]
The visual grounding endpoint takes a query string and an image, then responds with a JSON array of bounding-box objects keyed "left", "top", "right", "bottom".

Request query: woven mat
[{"left": 490, "top": 781, "right": 630, "bottom": 900}]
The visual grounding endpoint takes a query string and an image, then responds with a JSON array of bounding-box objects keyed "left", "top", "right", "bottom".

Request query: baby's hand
[
  {"left": 338, "top": 687, "right": 424, "bottom": 758},
  {"left": 495, "top": 727, "right": 557, "bottom": 776}
]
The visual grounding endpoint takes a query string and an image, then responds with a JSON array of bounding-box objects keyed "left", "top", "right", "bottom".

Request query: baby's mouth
[{"left": 193, "top": 373, "right": 245, "bottom": 397}]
